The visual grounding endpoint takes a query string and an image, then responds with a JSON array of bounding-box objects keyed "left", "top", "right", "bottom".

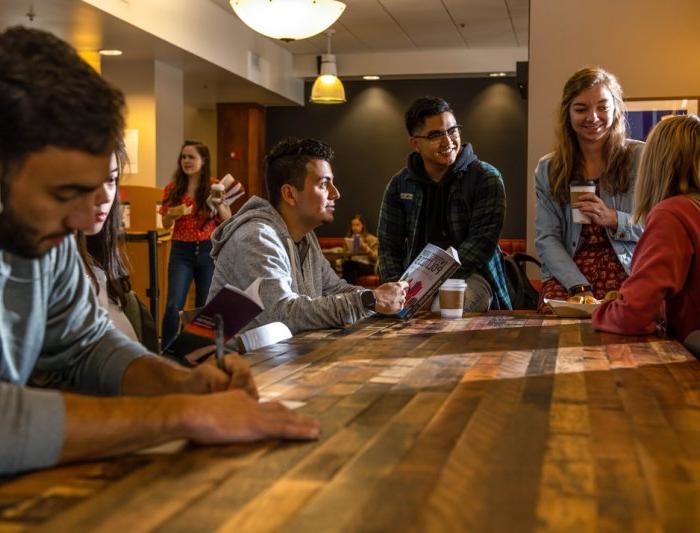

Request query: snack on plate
[
  {"left": 566, "top": 294, "right": 600, "bottom": 305},
  {"left": 603, "top": 290, "right": 619, "bottom": 302},
  {"left": 168, "top": 204, "right": 191, "bottom": 217}
]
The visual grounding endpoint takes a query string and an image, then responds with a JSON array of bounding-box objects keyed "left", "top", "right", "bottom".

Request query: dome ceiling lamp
[
  {"left": 230, "top": 0, "right": 346, "bottom": 41},
  {"left": 310, "top": 30, "right": 346, "bottom": 104}
]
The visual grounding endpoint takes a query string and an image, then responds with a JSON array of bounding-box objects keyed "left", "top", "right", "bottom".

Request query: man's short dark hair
[
  {"left": 0, "top": 26, "right": 126, "bottom": 183},
  {"left": 405, "top": 96, "right": 453, "bottom": 136},
  {"left": 264, "top": 137, "right": 334, "bottom": 208}
]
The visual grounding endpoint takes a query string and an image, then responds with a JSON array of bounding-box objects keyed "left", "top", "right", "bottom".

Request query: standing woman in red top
[
  {"left": 160, "top": 140, "right": 239, "bottom": 347},
  {"left": 593, "top": 115, "right": 700, "bottom": 346}
]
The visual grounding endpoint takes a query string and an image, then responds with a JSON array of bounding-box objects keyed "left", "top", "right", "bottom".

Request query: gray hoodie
[
  {"left": 0, "top": 237, "right": 148, "bottom": 475},
  {"left": 208, "top": 196, "right": 370, "bottom": 334}
]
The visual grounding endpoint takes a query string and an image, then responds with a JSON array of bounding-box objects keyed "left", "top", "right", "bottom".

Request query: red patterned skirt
[{"left": 538, "top": 223, "right": 628, "bottom": 313}]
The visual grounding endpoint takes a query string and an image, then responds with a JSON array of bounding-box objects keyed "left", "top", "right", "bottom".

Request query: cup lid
[
  {"left": 570, "top": 179, "right": 596, "bottom": 187},
  {"left": 211, "top": 183, "right": 225, "bottom": 190},
  {"left": 441, "top": 278, "right": 466, "bottom": 288}
]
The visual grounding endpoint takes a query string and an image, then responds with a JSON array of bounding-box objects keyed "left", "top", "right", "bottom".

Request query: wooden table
[{"left": 2, "top": 313, "right": 700, "bottom": 532}]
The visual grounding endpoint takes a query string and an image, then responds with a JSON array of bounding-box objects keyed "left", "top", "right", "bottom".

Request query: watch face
[{"left": 361, "top": 290, "right": 376, "bottom": 310}]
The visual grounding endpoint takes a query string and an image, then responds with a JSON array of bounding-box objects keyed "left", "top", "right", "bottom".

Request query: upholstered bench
[{"left": 317, "top": 237, "right": 535, "bottom": 291}]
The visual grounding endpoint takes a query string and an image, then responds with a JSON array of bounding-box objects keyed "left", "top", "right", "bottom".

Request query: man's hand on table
[
  {"left": 178, "top": 390, "right": 321, "bottom": 443},
  {"left": 374, "top": 281, "right": 409, "bottom": 314}
]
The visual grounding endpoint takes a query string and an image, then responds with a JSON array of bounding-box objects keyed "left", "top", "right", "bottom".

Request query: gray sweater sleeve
[
  {"left": 0, "top": 238, "right": 149, "bottom": 475},
  {"left": 32, "top": 238, "right": 149, "bottom": 395},
  {"left": 0, "top": 384, "right": 65, "bottom": 475},
  {"left": 210, "top": 221, "right": 370, "bottom": 334}
]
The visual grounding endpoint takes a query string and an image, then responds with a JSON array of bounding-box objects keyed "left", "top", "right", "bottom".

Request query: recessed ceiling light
[
  {"left": 489, "top": 72, "right": 507, "bottom": 77},
  {"left": 363, "top": 75, "right": 380, "bottom": 80},
  {"left": 99, "top": 49, "right": 123, "bottom": 56}
]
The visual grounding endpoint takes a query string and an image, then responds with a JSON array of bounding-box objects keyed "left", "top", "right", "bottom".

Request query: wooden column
[{"left": 216, "top": 103, "right": 266, "bottom": 204}]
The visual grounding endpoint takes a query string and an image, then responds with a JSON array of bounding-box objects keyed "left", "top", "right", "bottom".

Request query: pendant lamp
[
  {"left": 310, "top": 30, "right": 346, "bottom": 104},
  {"left": 230, "top": 0, "right": 346, "bottom": 41}
]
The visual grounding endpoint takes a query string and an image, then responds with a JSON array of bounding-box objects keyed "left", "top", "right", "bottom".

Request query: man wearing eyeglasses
[{"left": 378, "top": 96, "right": 512, "bottom": 312}]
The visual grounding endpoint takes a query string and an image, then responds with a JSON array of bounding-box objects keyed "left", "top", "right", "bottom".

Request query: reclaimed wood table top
[{"left": 2, "top": 313, "right": 700, "bottom": 532}]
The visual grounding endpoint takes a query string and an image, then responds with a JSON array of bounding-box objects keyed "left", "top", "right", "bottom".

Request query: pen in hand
[{"left": 214, "top": 313, "right": 225, "bottom": 371}]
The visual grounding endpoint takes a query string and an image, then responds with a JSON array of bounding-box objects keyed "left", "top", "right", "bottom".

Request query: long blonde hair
[
  {"left": 549, "top": 67, "right": 633, "bottom": 204},
  {"left": 634, "top": 114, "right": 700, "bottom": 223}
]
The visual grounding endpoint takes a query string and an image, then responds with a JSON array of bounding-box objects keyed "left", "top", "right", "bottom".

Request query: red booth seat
[{"left": 318, "top": 237, "right": 533, "bottom": 290}]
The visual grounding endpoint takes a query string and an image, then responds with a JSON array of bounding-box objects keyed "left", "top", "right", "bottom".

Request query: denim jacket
[{"left": 534, "top": 140, "right": 645, "bottom": 290}]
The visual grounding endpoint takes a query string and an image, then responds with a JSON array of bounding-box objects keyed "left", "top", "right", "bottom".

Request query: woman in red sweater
[
  {"left": 159, "top": 140, "right": 241, "bottom": 347},
  {"left": 593, "top": 115, "right": 700, "bottom": 345}
]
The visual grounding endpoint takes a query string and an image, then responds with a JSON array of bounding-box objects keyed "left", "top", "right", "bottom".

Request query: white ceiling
[
  {"left": 0, "top": 0, "right": 528, "bottom": 106},
  {"left": 213, "top": 0, "right": 529, "bottom": 54}
]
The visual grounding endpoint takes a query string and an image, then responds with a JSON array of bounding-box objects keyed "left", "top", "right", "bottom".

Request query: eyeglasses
[{"left": 412, "top": 125, "right": 462, "bottom": 142}]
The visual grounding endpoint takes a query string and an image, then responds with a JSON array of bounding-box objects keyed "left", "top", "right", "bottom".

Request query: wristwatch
[
  {"left": 361, "top": 290, "right": 376, "bottom": 311},
  {"left": 568, "top": 283, "right": 593, "bottom": 297}
]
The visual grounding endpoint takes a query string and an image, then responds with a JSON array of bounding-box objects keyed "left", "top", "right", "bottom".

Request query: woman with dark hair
[
  {"left": 593, "top": 115, "right": 700, "bottom": 345},
  {"left": 535, "top": 67, "right": 645, "bottom": 311},
  {"left": 341, "top": 214, "right": 378, "bottom": 284},
  {"left": 159, "top": 140, "right": 241, "bottom": 347},
  {"left": 76, "top": 147, "right": 158, "bottom": 351}
]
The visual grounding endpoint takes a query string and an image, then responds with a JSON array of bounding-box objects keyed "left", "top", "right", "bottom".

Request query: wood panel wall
[{"left": 216, "top": 103, "right": 266, "bottom": 204}]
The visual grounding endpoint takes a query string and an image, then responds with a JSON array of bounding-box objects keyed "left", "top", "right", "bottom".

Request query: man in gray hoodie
[
  {"left": 208, "top": 138, "right": 407, "bottom": 334},
  {"left": 0, "top": 27, "right": 319, "bottom": 476}
]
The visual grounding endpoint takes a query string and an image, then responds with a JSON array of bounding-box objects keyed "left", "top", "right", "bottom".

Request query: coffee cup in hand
[
  {"left": 438, "top": 279, "right": 466, "bottom": 319},
  {"left": 570, "top": 180, "right": 596, "bottom": 224},
  {"left": 210, "top": 183, "right": 225, "bottom": 200}
]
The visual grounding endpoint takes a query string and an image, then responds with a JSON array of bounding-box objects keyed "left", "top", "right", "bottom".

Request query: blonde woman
[
  {"left": 593, "top": 115, "right": 700, "bottom": 342},
  {"left": 535, "top": 67, "right": 644, "bottom": 311}
]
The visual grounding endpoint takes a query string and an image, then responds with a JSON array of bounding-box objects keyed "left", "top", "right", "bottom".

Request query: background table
[
  {"left": 2, "top": 313, "right": 699, "bottom": 532},
  {"left": 321, "top": 249, "right": 369, "bottom": 275}
]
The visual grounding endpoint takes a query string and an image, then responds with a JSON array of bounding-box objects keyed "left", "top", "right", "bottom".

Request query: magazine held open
[{"left": 398, "top": 244, "right": 461, "bottom": 319}]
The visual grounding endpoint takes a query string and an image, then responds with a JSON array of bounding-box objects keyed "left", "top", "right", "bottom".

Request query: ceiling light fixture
[
  {"left": 230, "top": 0, "right": 346, "bottom": 41},
  {"left": 362, "top": 75, "right": 380, "bottom": 80},
  {"left": 99, "top": 49, "right": 123, "bottom": 56},
  {"left": 310, "top": 30, "right": 345, "bottom": 104},
  {"left": 489, "top": 72, "right": 507, "bottom": 77}
]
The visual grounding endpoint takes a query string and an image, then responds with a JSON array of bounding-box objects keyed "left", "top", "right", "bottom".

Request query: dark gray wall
[{"left": 266, "top": 77, "right": 527, "bottom": 238}]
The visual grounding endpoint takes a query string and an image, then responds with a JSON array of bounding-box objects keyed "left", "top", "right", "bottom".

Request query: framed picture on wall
[{"left": 625, "top": 98, "right": 698, "bottom": 141}]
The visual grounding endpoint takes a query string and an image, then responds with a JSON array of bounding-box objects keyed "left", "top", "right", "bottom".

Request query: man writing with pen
[{"left": 0, "top": 26, "right": 319, "bottom": 476}]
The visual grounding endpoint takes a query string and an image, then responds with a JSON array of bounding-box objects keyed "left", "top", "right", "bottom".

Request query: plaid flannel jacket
[{"left": 377, "top": 151, "right": 512, "bottom": 310}]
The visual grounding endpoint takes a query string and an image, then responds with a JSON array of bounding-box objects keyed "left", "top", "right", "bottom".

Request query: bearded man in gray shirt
[{"left": 0, "top": 26, "right": 319, "bottom": 476}]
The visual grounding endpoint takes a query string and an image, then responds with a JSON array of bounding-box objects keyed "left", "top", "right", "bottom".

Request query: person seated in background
[
  {"left": 535, "top": 67, "right": 644, "bottom": 311},
  {"left": 593, "top": 115, "right": 700, "bottom": 346},
  {"left": 341, "top": 213, "right": 378, "bottom": 284},
  {"left": 378, "top": 96, "right": 512, "bottom": 312},
  {"left": 207, "top": 137, "right": 407, "bottom": 334},
  {"left": 0, "top": 26, "right": 319, "bottom": 476}
]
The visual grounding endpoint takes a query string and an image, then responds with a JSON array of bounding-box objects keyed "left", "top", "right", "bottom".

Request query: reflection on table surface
[{"left": 2, "top": 312, "right": 698, "bottom": 532}]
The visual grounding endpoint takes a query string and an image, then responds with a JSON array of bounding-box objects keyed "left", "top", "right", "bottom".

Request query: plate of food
[
  {"left": 544, "top": 297, "right": 598, "bottom": 318},
  {"left": 544, "top": 291, "right": 618, "bottom": 318}
]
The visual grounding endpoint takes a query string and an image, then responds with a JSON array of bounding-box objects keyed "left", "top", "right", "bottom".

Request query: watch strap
[{"left": 568, "top": 283, "right": 593, "bottom": 297}]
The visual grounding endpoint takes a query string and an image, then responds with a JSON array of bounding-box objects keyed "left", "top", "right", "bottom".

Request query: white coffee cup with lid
[
  {"left": 210, "top": 183, "right": 225, "bottom": 200},
  {"left": 570, "top": 180, "right": 596, "bottom": 224},
  {"left": 438, "top": 279, "right": 466, "bottom": 319}
]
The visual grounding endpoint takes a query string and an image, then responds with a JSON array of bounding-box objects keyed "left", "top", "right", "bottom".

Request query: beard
[{"left": 0, "top": 198, "right": 61, "bottom": 259}]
